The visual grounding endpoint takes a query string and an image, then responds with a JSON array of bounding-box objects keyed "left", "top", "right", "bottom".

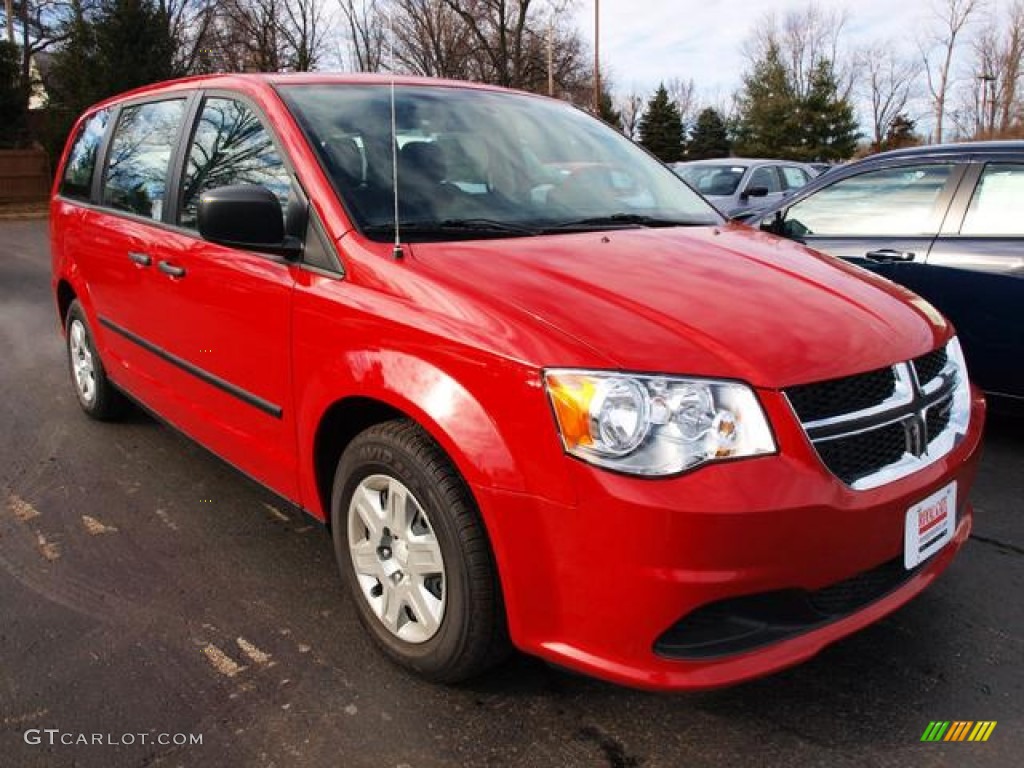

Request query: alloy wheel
[
  {"left": 69, "top": 318, "right": 97, "bottom": 405},
  {"left": 347, "top": 474, "right": 446, "bottom": 643}
]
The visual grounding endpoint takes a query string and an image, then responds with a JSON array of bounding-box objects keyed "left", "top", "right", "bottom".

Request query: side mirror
[
  {"left": 740, "top": 185, "right": 769, "bottom": 201},
  {"left": 760, "top": 210, "right": 784, "bottom": 234},
  {"left": 729, "top": 210, "right": 759, "bottom": 225},
  {"left": 198, "top": 185, "right": 301, "bottom": 258}
]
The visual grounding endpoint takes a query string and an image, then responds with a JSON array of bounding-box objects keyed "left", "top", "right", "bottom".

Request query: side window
[
  {"left": 102, "top": 99, "right": 187, "bottom": 220},
  {"left": 178, "top": 97, "right": 291, "bottom": 229},
  {"left": 748, "top": 166, "right": 781, "bottom": 193},
  {"left": 60, "top": 109, "right": 110, "bottom": 201},
  {"left": 784, "top": 164, "right": 955, "bottom": 236},
  {"left": 961, "top": 163, "right": 1024, "bottom": 236},
  {"left": 781, "top": 166, "right": 810, "bottom": 190}
]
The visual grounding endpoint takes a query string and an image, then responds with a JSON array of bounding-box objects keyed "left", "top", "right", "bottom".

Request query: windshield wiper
[
  {"left": 364, "top": 218, "right": 540, "bottom": 237},
  {"left": 439, "top": 218, "right": 540, "bottom": 234},
  {"left": 542, "top": 214, "right": 706, "bottom": 231}
]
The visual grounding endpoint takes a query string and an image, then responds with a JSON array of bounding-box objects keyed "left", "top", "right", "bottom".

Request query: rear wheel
[
  {"left": 331, "top": 419, "right": 509, "bottom": 682},
  {"left": 65, "top": 300, "right": 126, "bottom": 420}
]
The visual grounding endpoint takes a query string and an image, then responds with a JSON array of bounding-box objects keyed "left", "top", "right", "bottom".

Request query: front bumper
[{"left": 478, "top": 388, "right": 985, "bottom": 691}]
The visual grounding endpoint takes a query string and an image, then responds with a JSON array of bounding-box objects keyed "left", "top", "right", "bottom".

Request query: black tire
[
  {"left": 331, "top": 419, "right": 509, "bottom": 682},
  {"left": 65, "top": 300, "right": 126, "bottom": 420}
]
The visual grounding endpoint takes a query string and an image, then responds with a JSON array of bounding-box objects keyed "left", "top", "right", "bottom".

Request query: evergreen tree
[
  {"left": 599, "top": 88, "right": 622, "bottom": 131},
  {"left": 732, "top": 44, "right": 800, "bottom": 158},
  {"left": 0, "top": 41, "right": 27, "bottom": 148},
  {"left": 733, "top": 44, "right": 860, "bottom": 161},
  {"left": 638, "top": 84, "right": 683, "bottom": 162},
  {"left": 687, "top": 107, "right": 730, "bottom": 159},
  {"left": 49, "top": 1, "right": 102, "bottom": 116},
  {"left": 883, "top": 113, "right": 921, "bottom": 151},
  {"left": 94, "top": 0, "right": 175, "bottom": 98},
  {"left": 49, "top": 0, "right": 174, "bottom": 118},
  {"left": 799, "top": 60, "right": 859, "bottom": 161}
]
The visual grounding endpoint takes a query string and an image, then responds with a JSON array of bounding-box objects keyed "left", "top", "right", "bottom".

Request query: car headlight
[
  {"left": 544, "top": 370, "right": 777, "bottom": 476},
  {"left": 946, "top": 336, "right": 972, "bottom": 436}
]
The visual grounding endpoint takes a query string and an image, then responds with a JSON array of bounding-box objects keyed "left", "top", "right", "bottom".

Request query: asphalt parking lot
[{"left": 1, "top": 218, "right": 1022, "bottom": 768}]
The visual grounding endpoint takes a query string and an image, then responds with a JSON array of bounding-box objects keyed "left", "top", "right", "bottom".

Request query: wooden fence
[{"left": 0, "top": 149, "right": 52, "bottom": 203}]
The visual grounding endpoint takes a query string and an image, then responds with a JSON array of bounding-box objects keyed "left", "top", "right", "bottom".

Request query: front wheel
[{"left": 331, "top": 419, "right": 509, "bottom": 682}]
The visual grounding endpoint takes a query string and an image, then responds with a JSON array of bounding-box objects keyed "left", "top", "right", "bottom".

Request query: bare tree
[
  {"left": 226, "top": 0, "right": 289, "bottom": 71},
  {"left": 1, "top": 0, "right": 79, "bottom": 100},
  {"left": 665, "top": 76, "right": 697, "bottom": 128},
  {"left": 858, "top": 42, "right": 920, "bottom": 150},
  {"left": 337, "top": 0, "right": 386, "bottom": 72},
  {"left": 950, "top": 1, "right": 1023, "bottom": 138},
  {"left": 617, "top": 88, "right": 644, "bottom": 140},
  {"left": 744, "top": 2, "right": 855, "bottom": 100},
  {"left": 392, "top": 0, "right": 474, "bottom": 78},
  {"left": 442, "top": 0, "right": 532, "bottom": 87},
  {"left": 920, "top": 0, "right": 984, "bottom": 143},
  {"left": 995, "top": 1, "right": 1024, "bottom": 132},
  {"left": 281, "top": 0, "right": 327, "bottom": 70},
  {"left": 969, "top": 22, "right": 1002, "bottom": 135},
  {"left": 527, "top": 10, "right": 592, "bottom": 102},
  {"left": 162, "top": 0, "right": 220, "bottom": 74}
]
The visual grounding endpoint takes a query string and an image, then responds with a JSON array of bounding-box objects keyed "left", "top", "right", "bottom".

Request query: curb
[{"left": 0, "top": 210, "right": 49, "bottom": 221}]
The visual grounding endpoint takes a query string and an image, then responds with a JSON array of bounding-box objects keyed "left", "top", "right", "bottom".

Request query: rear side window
[
  {"left": 102, "top": 99, "right": 187, "bottom": 221},
  {"left": 178, "top": 97, "right": 291, "bottom": 229},
  {"left": 60, "top": 110, "right": 110, "bottom": 201},
  {"left": 785, "top": 164, "right": 954, "bottom": 236},
  {"left": 748, "top": 166, "right": 781, "bottom": 193},
  {"left": 961, "top": 163, "right": 1024, "bottom": 236},
  {"left": 781, "top": 166, "right": 810, "bottom": 190}
]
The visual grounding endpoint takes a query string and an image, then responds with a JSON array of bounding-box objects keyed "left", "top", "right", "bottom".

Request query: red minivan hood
[{"left": 406, "top": 224, "right": 949, "bottom": 389}]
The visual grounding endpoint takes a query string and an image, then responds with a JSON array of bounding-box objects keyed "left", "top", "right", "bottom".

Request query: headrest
[
  {"left": 329, "top": 137, "right": 363, "bottom": 184},
  {"left": 400, "top": 142, "right": 446, "bottom": 183}
]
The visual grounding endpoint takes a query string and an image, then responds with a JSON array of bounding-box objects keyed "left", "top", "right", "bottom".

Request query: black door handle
[
  {"left": 866, "top": 249, "right": 915, "bottom": 263},
  {"left": 128, "top": 251, "right": 152, "bottom": 267},
  {"left": 157, "top": 260, "right": 186, "bottom": 278}
]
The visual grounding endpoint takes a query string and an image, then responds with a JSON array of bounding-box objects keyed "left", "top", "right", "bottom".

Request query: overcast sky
[{"left": 573, "top": 0, "right": 936, "bottom": 116}]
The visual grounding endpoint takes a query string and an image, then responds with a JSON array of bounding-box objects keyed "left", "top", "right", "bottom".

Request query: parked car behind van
[
  {"left": 672, "top": 157, "right": 818, "bottom": 217},
  {"left": 52, "top": 74, "right": 984, "bottom": 691},
  {"left": 747, "top": 142, "right": 1024, "bottom": 403}
]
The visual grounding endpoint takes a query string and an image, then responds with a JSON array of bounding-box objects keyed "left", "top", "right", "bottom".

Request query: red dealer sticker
[{"left": 904, "top": 481, "right": 957, "bottom": 569}]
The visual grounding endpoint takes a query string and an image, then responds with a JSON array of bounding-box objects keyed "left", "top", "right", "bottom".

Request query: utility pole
[
  {"left": 979, "top": 73, "right": 996, "bottom": 137},
  {"left": 547, "top": 19, "right": 554, "bottom": 96},
  {"left": 593, "top": 0, "right": 600, "bottom": 115},
  {"left": 987, "top": 74, "right": 997, "bottom": 135}
]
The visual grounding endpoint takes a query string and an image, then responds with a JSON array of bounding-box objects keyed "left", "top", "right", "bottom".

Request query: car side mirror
[
  {"left": 729, "top": 211, "right": 759, "bottom": 225},
  {"left": 198, "top": 185, "right": 301, "bottom": 259},
  {"left": 760, "top": 210, "right": 784, "bottom": 234},
  {"left": 740, "top": 185, "right": 769, "bottom": 201}
]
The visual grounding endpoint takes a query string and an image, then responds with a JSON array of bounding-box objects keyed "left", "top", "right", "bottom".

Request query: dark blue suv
[{"left": 750, "top": 142, "right": 1024, "bottom": 404}]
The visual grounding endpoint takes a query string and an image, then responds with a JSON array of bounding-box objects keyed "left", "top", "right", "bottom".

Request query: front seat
[
  {"left": 707, "top": 173, "right": 739, "bottom": 196},
  {"left": 324, "top": 136, "right": 364, "bottom": 189},
  {"left": 398, "top": 142, "right": 466, "bottom": 219}
]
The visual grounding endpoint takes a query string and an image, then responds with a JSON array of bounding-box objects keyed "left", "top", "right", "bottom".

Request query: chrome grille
[
  {"left": 785, "top": 340, "right": 969, "bottom": 490},
  {"left": 925, "top": 396, "right": 953, "bottom": 445}
]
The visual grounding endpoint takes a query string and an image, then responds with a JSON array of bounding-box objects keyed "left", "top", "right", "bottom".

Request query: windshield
[
  {"left": 675, "top": 165, "right": 747, "bottom": 197},
  {"left": 279, "top": 84, "right": 721, "bottom": 240}
]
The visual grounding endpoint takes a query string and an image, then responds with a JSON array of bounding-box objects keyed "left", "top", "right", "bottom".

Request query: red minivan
[{"left": 51, "top": 74, "right": 986, "bottom": 691}]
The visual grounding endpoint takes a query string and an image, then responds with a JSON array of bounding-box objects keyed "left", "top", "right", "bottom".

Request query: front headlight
[
  {"left": 946, "top": 336, "right": 972, "bottom": 437},
  {"left": 544, "top": 370, "right": 777, "bottom": 476}
]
